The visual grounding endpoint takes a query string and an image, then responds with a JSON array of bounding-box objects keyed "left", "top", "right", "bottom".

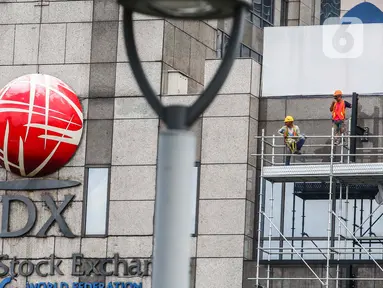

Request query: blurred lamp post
[{"left": 117, "top": 1, "right": 251, "bottom": 288}]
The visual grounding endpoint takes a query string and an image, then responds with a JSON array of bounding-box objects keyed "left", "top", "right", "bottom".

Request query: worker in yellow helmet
[
  {"left": 278, "top": 116, "right": 306, "bottom": 165},
  {"left": 330, "top": 90, "right": 352, "bottom": 145}
]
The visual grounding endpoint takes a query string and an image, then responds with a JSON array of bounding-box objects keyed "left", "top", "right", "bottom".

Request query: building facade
[
  {"left": 0, "top": 1, "right": 265, "bottom": 288},
  {"left": 1, "top": 0, "right": 382, "bottom": 288}
]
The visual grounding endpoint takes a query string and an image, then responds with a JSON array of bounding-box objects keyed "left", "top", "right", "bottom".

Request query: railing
[
  {"left": 252, "top": 123, "right": 383, "bottom": 287},
  {"left": 252, "top": 128, "right": 383, "bottom": 166}
]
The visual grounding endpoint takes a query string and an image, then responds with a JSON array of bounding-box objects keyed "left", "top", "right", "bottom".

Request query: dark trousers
[
  {"left": 296, "top": 138, "right": 305, "bottom": 150},
  {"left": 285, "top": 138, "right": 306, "bottom": 165}
]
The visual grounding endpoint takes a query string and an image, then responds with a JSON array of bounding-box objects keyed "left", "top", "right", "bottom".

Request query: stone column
[
  {"left": 287, "top": 0, "right": 321, "bottom": 26},
  {"left": 195, "top": 58, "right": 261, "bottom": 288}
]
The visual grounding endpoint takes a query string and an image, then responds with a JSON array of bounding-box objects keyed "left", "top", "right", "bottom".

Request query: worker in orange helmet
[
  {"left": 278, "top": 116, "right": 306, "bottom": 165},
  {"left": 330, "top": 90, "right": 352, "bottom": 145}
]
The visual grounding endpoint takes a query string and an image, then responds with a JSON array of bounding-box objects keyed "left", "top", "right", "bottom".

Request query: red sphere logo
[{"left": 0, "top": 74, "right": 83, "bottom": 178}]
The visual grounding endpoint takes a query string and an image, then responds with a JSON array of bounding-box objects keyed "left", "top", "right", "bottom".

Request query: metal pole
[
  {"left": 256, "top": 129, "right": 266, "bottom": 287},
  {"left": 271, "top": 134, "right": 275, "bottom": 165},
  {"left": 291, "top": 189, "right": 296, "bottom": 260},
  {"left": 336, "top": 183, "right": 343, "bottom": 288},
  {"left": 279, "top": 183, "right": 286, "bottom": 260},
  {"left": 121, "top": 7, "right": 248, "bottom": 288},
  {"left": 344, "top": 129, "right": 351, "bottom": 261},
  {"left": 354, "top": 204, "right": 382, "bottom": 235},
  {"left": 326, "top": 127, "right": 335, "bottom": 287},
  {"left": 266, "top": 182, "right": 275, "bottom": 288},
  {"left": 250, "top": 277, "right": 383, "bottom": 281},
  {"left": 359, "top": 197, "right": 364, "bottom": 260},
  {"left": 344, "top": 185, "right": 349, "bottom": 255},
  {"left": 332, "top": 211, "right": 383, "bottom": 273},
  {"left": 350, "top": 93, "right": 358, "bottom": 162},
  {"left": 152, "top": 130, "right": 196, "bottom": 288},
  {"left": 300, "top": 200, "right": 306, "bottom": 257},
  {"left": 262, "top": 212, "right": 325, "bottom": 286},
  {"left": 340, "top": 133, "right": 344, "bottom": 163},
  {"left": 352, "top": 199, "right": 357, "bottom": 260},
  {"left": 369, "top": 200, "right": 373, "bottom": 255},
  {"left": 347, "top": 120, "right": 351, "bottom": 164}
]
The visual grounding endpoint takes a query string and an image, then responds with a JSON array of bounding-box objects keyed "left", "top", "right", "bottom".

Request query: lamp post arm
[
  {"left": 123, "top": 8, "right": 165, "bottom": 119},
  {"left": 123, "top": 5, "right": 247, "bottom": 129},
  {"left": 186, "top": 5, "right": 247, "bottom": 126}
]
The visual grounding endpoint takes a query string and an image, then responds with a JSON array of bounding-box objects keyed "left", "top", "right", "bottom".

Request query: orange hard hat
[{"left": 334, "top": 90, "right": 343, "bottom": 96}]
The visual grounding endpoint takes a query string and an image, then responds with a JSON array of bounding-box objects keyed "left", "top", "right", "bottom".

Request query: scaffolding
[{"left": 249, "top": 125, "right": 383, "bottom": 287}]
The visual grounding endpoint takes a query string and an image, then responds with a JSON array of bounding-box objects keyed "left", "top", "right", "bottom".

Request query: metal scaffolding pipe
[
  {"left": 262, "top": 212, "right": 325, "bottom": 285},
  {"left": 249, "top": 277, "right": 383, "bottom": 281},
  {"left": 252, "top": 153, "right": 383, "bottom": 156},
  {"left": 325, "top": 127, "right": 335, "bottom": 287},
  {"left": 266, "top": 182, "right": 275, "bottom": 287},
  {"left": 254, "top": 135, "right": 383, "bottom": 139},
  {"left": 261, "top": 246, "right": 383, "bottom": 250},
  {"left": 332, "top": 211, "right": 383, "bottom": 272},
  {"left": 255, "top": 129, "right": 266, "bottom": 287},
  {"left": 253, "top": 119, "right": 383, "bottom": 285}
]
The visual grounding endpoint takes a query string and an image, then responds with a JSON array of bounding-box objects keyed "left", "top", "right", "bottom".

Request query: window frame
[
  {"left": 192, "top": 161, "right": 201, "bottom": 237},
  {"left": 216, "top": 30, "right": 263, "bottom": 64},
  {"left": 246, "top": 0, "right": 275, "bottom": 28},
  {"left": 320, "top": 0, "right": 341, "bottom": 25},
  {"left": 81, "top": 166, "right": 111, "bottom": 237},
  {"left": 280, "top": 0, "right": 288, "bottom": 26}
]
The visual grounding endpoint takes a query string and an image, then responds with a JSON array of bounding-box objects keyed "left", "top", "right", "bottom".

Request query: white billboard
[{"left": 262, "top": 23, "right": 383, "bottom": 97}]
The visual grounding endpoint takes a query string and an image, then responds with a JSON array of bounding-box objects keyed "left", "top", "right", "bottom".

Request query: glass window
[
  {"left": 223, "top": 34, "right": 230, "bottom": 55},
  {"left": 252, "top": 13, "right": 262, "bottom": 27},
  {"left": 84, "top": 168, "right": 109, "bottom": 235},
  {"left": 263, "top": 0, "right": 273, "bottom": 23},
  {"left": 217, "top": 30, "right": 262, "bottom": 64},
  {"left": 251, "top": 51, "right": 261, "bottom": 63},
  {"left": 216, "top": 31, "right": 223, "bottom": 58},
  {"left": 320, "top": 0, "right": 341, "bottom": 25},
  {"left": 259, "top": 182, "right": 383, "bottom": 261},
  {"left": 280, "top": 0, "right": 288, "bottom": 26},
  {"left": 253, "top": 0, "right": 262, "bottom": 16},
  {"left": 264, "top": 181, "right": 282, "bottom": 237},
  {"left": 241, "top": 45, "right": 251, "bottom": 57},
  {"left": 248, "top": 0, "right": 274, "bottom": 27},
  {"left": 245, "top": 10, "right": 252, "bottom": 22},
  {"left": 234, "top": 45, "right": 241, "bottom": 58},
  {"left": 304, "top": 200, "right": 329, "bottom": 237}
]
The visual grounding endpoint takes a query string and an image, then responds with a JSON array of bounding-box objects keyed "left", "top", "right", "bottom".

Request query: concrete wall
[
  {"left": 0, "top": 0, "right": 157, "bottom": 286},
  {"left": 0, "top": 1, "right": 265, "bottom": 287},
  {"left": 286, "top": 0, "right": 321, "bottom": 26},
  {"left": 161, "top": 19, "right": 216, "bottom": 94},
  {"left": 172, "top": 58, "right": 259, "bottom": 288}
]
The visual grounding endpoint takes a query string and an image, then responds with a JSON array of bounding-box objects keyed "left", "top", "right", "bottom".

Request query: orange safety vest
[
  {"left": 332, "top": 100, "right": 346, "bottom": 121},
  {"left": 284, "top": 126, "right": 297, "bottom": 137}
]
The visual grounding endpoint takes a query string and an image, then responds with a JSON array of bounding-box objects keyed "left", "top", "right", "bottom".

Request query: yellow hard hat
[
  {"left": 284, "top": 116, "right": 294, "bottom": 122},
  {"left": 334, "top": 90, "right": 343, "bottom": 96}
]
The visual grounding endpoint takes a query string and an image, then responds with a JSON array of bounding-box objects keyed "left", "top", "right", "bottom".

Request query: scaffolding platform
[
  {"left": 251, "top": 128, "right": 383, "bottom": 287},
  {"left": 294, "top": 182, "right": 379, "bottom": 200},
  {"left": 263, "top": 162, "right": 383, "bottom": 184}
]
